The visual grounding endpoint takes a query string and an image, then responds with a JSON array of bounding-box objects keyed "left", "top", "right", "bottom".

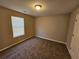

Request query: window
[{"left": 11, "top": 16, "right": 25, "bottom": 38}]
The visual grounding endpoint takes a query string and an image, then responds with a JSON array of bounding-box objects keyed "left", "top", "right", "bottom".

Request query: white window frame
[{"left": 11, "top": 16, "right": 25, "bottom": 38}]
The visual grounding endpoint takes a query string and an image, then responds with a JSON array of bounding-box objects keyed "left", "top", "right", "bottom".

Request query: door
[{"left": 70, "top": 14, "right": 79, "bottom": 59}]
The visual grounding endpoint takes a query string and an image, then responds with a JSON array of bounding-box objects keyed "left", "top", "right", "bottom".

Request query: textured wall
[
  {"left": 35, "top": 15, "right": 70, "bottom": 43},
  {"left": 67, "top": 7, "right": 79, "bottom": 49},
  {"left": 0, "top": 6, "right": 35, "bottom": 50},
  {"left": 67, "top": 7, "right": 79, "bottom": 59},
  {"left": 67, "top": 13, "right": 75, "bottom": 49}
]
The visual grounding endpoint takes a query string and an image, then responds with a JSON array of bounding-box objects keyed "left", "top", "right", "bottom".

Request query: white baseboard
[
  {"left": 0, "top": 36, "right": 34, "bottom": 52},
  {"left": 66, "top": 45, "right": 72, "bottom": 59},
  {"left": 37, "top": 36, "right": 66, "bottom": 45}
]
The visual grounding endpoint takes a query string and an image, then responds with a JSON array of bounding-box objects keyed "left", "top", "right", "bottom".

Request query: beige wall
[
  {"left": 35, "top": 15, "right": 70, "bottom": 43},
  {"left": 0, "top": 6, "right": 35, "bottom": 50},
  {"left": 67, "top": 7, "right": 79, "bottom": 49},
  {"left": 66, "top": 12, "right": 76, "bottom": 49},
  {"left": 67, "top": 7, "right": 79, "bottom": 59}
]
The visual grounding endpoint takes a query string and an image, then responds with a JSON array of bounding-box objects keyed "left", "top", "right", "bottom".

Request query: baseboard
[
  {"left": 37, "top": 36, "right": 66, "bottom": 45},
  {"left": 66, "top": 45, "right": 72, "bottom": 59},
  {"left": 67, "top": 46, "right": 71, "bottom": 54},
  {"left": 0, "top": 36, "right": 34, "bottom": 52}
]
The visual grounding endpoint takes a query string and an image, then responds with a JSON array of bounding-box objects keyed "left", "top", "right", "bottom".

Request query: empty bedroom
[{"left": 0, "top": 0, "right": 79, "bottom": 59}]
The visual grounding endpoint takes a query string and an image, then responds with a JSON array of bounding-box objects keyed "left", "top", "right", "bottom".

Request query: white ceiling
[{"left": 0, "top": 0, "right": 79, "bottom": 16}]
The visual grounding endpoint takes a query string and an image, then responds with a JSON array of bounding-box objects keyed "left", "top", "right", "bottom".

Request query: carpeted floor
[{"left": 0, "top": 37, "right": 71, "bottom": 59}]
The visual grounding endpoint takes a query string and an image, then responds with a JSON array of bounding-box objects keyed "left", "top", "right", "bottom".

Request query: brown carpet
[{"left": 0, "top": 37, "right": 71, "bottom": 59}]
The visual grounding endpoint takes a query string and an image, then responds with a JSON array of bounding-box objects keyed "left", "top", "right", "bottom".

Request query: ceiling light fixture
[{"left": 35, "top": 5, "right": 42, "bottom": 10}]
